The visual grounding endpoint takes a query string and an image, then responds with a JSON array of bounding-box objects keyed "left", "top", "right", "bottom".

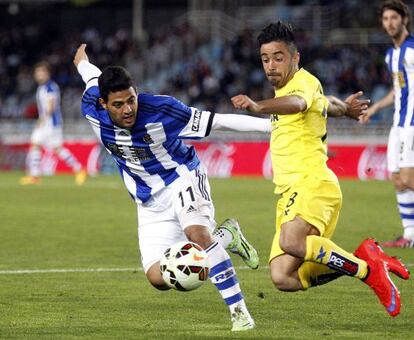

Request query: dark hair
[
  {"left": 98, "top": 66, "right": 134, "bottom": 101},
  {"left": 257, "top": 21, "right": 297, "bottom": 53},
  {"left": 33, "top": 61, "right": 51, "bottom": 73},
  {"left": 380, "top": 0, "right": 411, "bottom": 30}
]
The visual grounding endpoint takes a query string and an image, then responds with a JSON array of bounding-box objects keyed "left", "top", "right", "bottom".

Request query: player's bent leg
[
  {"left": 279, "top": 217, "right": 317, "bottom": 258},
  {"left": 185, "top": 225, "right": 215, "bottom": 249},
  {"left": 269, "top": 254, "right": 303, "bottom": 291},
  {"left": 184, "top": 225, "right": 255, "bottom": 331},
  {"left": 297, "top": 262, "right": 343, "bottom": 289},
  {"left": 55, "top": 146, "right": 86, "bottom": 185},
  {"left": 214, "top": 218, "right": 259, "bottom": 270},
  {"left": 145, "top": 262, "right": 171, "bottom": 291}
]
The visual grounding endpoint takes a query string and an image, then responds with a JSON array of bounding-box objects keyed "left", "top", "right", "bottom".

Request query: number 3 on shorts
[
  {"left": 178, "top": 186, "right": 196, "bottom": 207},
  {"left": 286, "top": 192, "right": 298, "bottom": 208}
]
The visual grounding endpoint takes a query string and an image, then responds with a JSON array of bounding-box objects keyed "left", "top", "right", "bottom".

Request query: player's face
[
  {"left": 100, "top": 87, "right": 138, "bottom": 129},
  {"left": 382, "top": 9, "right": 406, "bottom": 39},
  {"left": 260, "top": 41, "right": 299, "bottom": 89},
  {"left": 33, "top": 67, "right": 50, "bottom": 84}
]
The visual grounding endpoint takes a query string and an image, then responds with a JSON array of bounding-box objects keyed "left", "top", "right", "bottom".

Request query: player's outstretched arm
[
  {"left": 360, "top": 89, "right": 393, "bottom": 124},
  {"left": 326, "top": 91, "right": 370, "bottom": 120},
  {"left": 212, "top": 113, "right": 271, "bottom": 133},
  {"left": 73, "top": 43, "right": 102, "bottom": 87},
  {"left": 231, "top": 94, "right": 306, "bottom": 115}
]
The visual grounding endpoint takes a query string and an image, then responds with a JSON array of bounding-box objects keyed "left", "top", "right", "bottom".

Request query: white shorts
[
  {"left": 137, "top": 165, "right": 216, "bottom": 273},
  {"left": 31, "top": 124, "right": 63, "bottom": 149},
  {"left": 387, "top": 126, "right": 414, "bottom": 173}
]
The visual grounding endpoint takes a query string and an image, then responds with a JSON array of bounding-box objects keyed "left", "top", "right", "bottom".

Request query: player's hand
[
  {"left": 231, "top": 94, "right": 261, "bottom": 113},
  {"left": 73, "top": 44, "right": 89, "bottom": 67},
  {"left": 359, "top": 106, "right": 377, "bottom": 124},
  {"left": 344, "top": 91, "right": 370, "bottom": 120}
]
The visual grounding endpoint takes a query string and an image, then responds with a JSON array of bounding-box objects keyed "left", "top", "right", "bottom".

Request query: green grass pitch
[{"left": 0, "top": 172, "right": 413, "bottom": 339}]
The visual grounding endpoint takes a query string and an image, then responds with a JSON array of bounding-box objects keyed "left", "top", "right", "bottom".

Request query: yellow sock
[
  {"left": 298, "top": 262, "right": 343, "bottom": 290},
  {"left": 304, "top": 235, "right": 367, "bottom": 279}
]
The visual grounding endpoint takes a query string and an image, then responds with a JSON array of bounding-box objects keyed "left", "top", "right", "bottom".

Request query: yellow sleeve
[{"left": 277, "top": 72, "right": 317, "bottom": 111}]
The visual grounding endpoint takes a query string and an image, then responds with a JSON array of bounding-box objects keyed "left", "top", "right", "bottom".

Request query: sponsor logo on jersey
[
  {"left": 327, "top": 252, "right": 358, "bottom": 275},
  {"left": 106, "top": 143, "right": 151, "bottom": 162},
  {"left": 143, "top": 134, "right": 154, "bottom": 144},
  {"left": 192, "top": 110, "right": 202, "bottom": 132}
]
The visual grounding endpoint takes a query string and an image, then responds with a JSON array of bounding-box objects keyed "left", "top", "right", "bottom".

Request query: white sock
[
  {"left": 27, "top": 148, "right": 41, "bottom": 177},
  {"left": 397, "top": 190, "right": 414, "bottom": 240},
  {"left": 57, "top": 147, "right": 81, "bottom": 172},
  {"left": 212, "top": 227, "right": 233, "bottom": 249},
  {"left": 205, "top": 242, "right": 247, "bottom": 314},
  {"left": 403, "top": 226, "right": 414, "bottom": 240}
]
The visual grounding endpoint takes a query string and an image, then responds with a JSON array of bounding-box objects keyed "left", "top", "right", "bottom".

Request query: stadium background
[
  {"left": 0, "top": 0, "right": 400, "bottom": 178},
  {"left": 1, "top": 1, "right": 414, "bottom": 338}
]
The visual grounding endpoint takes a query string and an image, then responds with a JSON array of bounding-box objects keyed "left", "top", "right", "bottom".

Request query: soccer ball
[{"left": 160, "top": 241, "right": 210, "bottom": 291}]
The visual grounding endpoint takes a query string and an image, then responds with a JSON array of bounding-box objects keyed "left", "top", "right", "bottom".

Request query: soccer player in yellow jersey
[{"left": 231, "top": 22, "right": 410, "bottom": 317}]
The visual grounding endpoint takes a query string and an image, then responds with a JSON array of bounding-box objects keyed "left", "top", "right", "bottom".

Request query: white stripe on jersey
[
  {"left": 145, "top": 123, "right": 180, "bottom": 170},
  {"left": 113, "top": 129, "right": 164, "bottom": 197},
  {"left": 86, "top": 114, "right": 164, "bottom": 200},
  {"left": 391, "top": 48, "right": 401, "bottom": 127},
  {"left": 388, "top": 41, "right": 414, "bottom": 127},
  {"left": 122, "top": 170, "right": 138, "bottom": 202},
  {"left": 405, "top": 47, "right": 414, "bottom": 126}
]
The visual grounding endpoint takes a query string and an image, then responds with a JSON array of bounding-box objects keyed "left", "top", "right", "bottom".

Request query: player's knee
[
  {"left": 270, "top": 270, "right": 291, "bottom": 291},
  {"left": 148, "top": 280, "right": 171, "bottom": 291},
  {"left": 146, "top": 263, "right": 171, "bottom": 291},
  {"left": 399, "top": 174, "right": 414, "bottom": 190},
  {"left": 279, "top": 232, "right": 304, "bottom": 257},
  {"left": 185, "top": 225, "right": 213, "bottom": 250}
]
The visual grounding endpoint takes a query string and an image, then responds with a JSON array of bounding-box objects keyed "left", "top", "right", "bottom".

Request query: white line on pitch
[
  {"left": 0, "top": 266, "right": 259, "bottom": 275},
  {"left": 0, "top": 267, "right": 141, "bottom": 275},
  {"left": 0, "top": 264, "right": 412, "bottom": 275}
]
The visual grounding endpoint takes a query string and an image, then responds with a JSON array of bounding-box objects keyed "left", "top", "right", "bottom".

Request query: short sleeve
[{"left": 277, "top": 74, "right": 316, "bottom": 111}]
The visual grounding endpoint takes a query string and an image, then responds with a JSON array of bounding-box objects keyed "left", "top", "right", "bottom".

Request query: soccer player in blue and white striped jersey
[
  {"left": 20, "top": 62, "right": 86, "bottom": 185},
  {"left": 74, "top": 44, "right": 271, "bottom": 331},
  {"left": 362, "top": 0, "right": 414, "bottom": 248}
]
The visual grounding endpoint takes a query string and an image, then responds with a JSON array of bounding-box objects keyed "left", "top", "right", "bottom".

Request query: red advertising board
[{"left": 0, "top": 141, "right": 389, "bottom": 180}]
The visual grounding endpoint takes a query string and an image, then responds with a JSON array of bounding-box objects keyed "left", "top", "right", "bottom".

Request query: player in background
[
  {"left": 361, "top": 0, "right": 414, "bottom": 248},
  {"left": 73, "top": 44, "right": 272, "bottom": 331},
  {"left": 20, "top": 62, "right": 86, "bottom": 185},
  {"left": 231, "top": 22, "right": 410, "bottom": 317}
]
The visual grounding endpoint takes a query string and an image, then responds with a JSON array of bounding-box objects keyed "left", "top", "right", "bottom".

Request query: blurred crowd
[{"left": 0, "top": 20, "right": 391, "bottom": 123}]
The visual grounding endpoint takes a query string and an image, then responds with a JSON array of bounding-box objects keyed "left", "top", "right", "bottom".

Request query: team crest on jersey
[
  {"left": 192, "top": 110, "right": 202, "bottom": 132},
  {"left": 107, "top": 142, "right": 125, "bottom": 158},
  {"left": 143, "top": 134, "right": 154, "bottom": 144}
]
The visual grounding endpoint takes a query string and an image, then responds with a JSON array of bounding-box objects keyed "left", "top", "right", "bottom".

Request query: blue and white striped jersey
[
  {"left": 36, "top": 80, "right": 62, "bottom": 127},
  {"left": 385, "top": 35, "right": 414, "bottom": 127},
  {"left": 81, "top": 85, "right": 214, "bottom": 203}
]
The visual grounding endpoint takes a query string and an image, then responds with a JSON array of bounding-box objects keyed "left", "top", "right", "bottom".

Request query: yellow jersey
[{"left": 270, "top": 68, "right": 338, "bottom": 194}]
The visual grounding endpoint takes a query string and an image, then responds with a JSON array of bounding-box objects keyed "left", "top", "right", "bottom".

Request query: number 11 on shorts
[{"left": 179, "top": 186, "right": 196, "bottom": 207}]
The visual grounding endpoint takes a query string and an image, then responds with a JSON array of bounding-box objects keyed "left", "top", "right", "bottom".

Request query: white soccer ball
[{"left": 160, "top": 241, "right": 210, "bottom": 291}]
